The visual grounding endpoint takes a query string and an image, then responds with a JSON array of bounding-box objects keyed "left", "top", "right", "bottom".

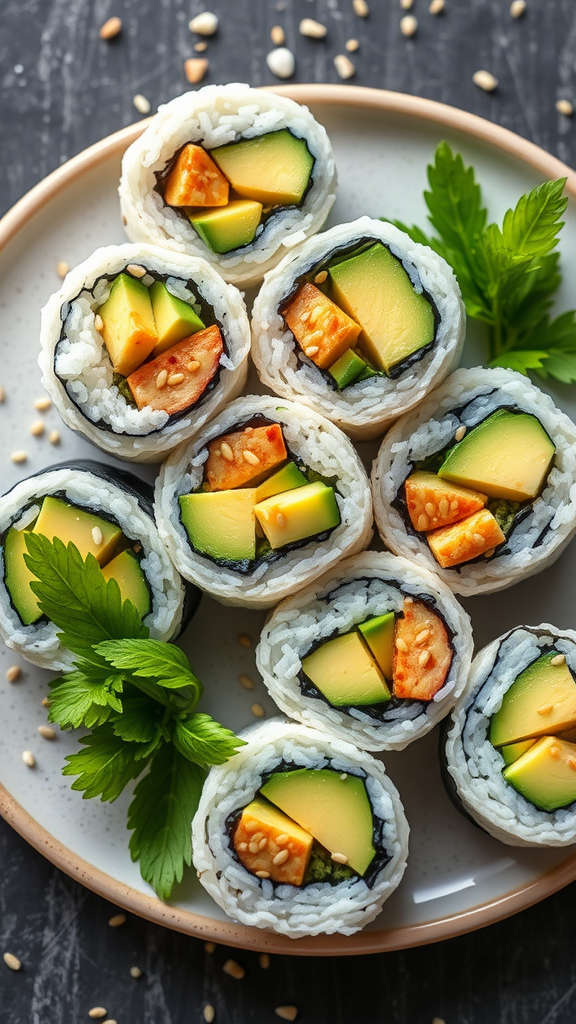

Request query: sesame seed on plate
[
  {"left": 259, "top": 953, "right": 271, "bottom": 968},
  {"left": 352, "top": 0, "right": 369, "bottom": 16},
  {"left": 11, "top": 450, "right": 27, "bottom": 463},
  {"left": 275, "top": 1008, "right": 298, "bottom": 1022},
  {"left": 6, "top": 665, "right": 21, "bottom": 682},
  {"left": 510, "top": 0, "right": 526, "bottom": 16},
  {"left": 400, "top": 14, "right": 418, "bottom": 35},
  {"left": 400, "top": 0, "right": 413, "bottom": 9},
  {"left": 56, "top": 260, "right": 70, "bottom": 278},
  {"left": 205, "top": 941, "right": 216, "bottom": 953},
  {"left": 30, "top": 420, "right": 45, "bottom": 437},
  {"left": 38, "top": 726, "right": 56, "bottom": 740},
  {"left": 88, "top": 1010, "right": 108, "bottom": 1020},
  {"left": 238, "top": 633, "right": 252, "bottom": 648},
  {"left": 204, "top": 1006, "right": 215, "bottom": 1023},
  {"left": 271, "top": 25, "right": 285, "bottom": 45},
  {"left": 266, "top": 47, "right": 295, "bottom": 79},
  {"left": 251, "top": 703, "right": 265, "bottom": 718},
  {"left": 34, "top": 397, "right": 52, "bottom": 411},
  {"left": 299, "top": 18, "right": 327, "bottom": 38},
  {"left": 345, "top": 38, "right": 359, "bottom": 51},
  {"left": 22, "top": 751, "right": 35, "bottom": 767},
  {"left": 429, "top": 0, "right": 445, "bottom": 12},
  {"left": 240, "top": 674, "right": 255, "bottom": 690},
  {"left": 130, "top": 966, "right": 143, "bottom": 978},
  {"left": 556, "top": 99, "right": 573, "bottom": 116},
  {"left": 222, "top": 958, "right": 245, "bottom": 979},
  {"left": 473, "top": 69, "right": 498, "bottom": 92},
  {"left": 333, "top": 54, "right": 356, "bottom": 79},
  {"left": 49, "top": 430, "right": 60, "bottom": 445}
]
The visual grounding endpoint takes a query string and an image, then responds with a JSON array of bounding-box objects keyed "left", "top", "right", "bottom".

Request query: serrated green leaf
[
  {"left": 525, "top": 310, "right": 576, "bottom": 383},
  {"left": 425, "top": 142, "right": 487, "bottom": 248},
  {"left": 110, "top": 692, "right": 168, "bottom": 761},
  {"left": 48, "top": 668, "right": 124, "bottom": 731},
  {"left": 489, "top": 350, "right": 550, "bottom": 374},
  {"left": 96, "top": 638, "right": 203, "bottom": 703},
  {"left": 500, "top": 178, "right": 567, "bottom": 259},
  {"left": 128, "top": 745, "right": 205, "bottom": 901},
  {"left": 63, "top": 724, "right": 144, "bottom": 802},
  {"left": 172, "top": 713, "right": 246, "bottom": 767}
]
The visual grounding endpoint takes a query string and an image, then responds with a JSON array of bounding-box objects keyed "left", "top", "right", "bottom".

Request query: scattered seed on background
[
  {"left": 240, "top": 673, "right": 255, "bottom": 690},
  {"left": 38, "top": 725, "right": 56, "bottom": 740},
  {"left": 345, "top": 38, "right": 359, "bottom": 51},
  {"left": 22, "top": 750, "right": 35, "bottom": 767},
  {"left": 204, "top": 1006, "right": 216, "bottom": 1024},
  {"left": 34, "top": 397, "right": 52, "bottom": 411},
  {"left": 334, "top": 53, "right": 356, "bottom": 79},
  {"left": 251, "top": 703, "right": 265, "bottom": 718},
  {"left": 275, "top": 1008, "right": 298, "bottom": 1022},
  {"left": 6, "top": 665, "right": 21, "bottom": 682},
  {"left": 49, "top": 430, "right": 60, "bottom": 445},
  {"left": 223, "top": 958, "right": 245, "bottom": 979},
  {"left": 88, "top": 1010, "right": 108, "bottom": 1020},
  {"left": 400, "top": 0, "right": 413, "bottom": 9},
  {"left": 432, "top": 1018, "right": 447, "bottom": 1024},
  {"left": 299, "top": 18, "right": 327, "bottom": 38},
  {"left": 0, "top": 384, "right": 5, "bottom": 402},
  {"left": 259, "top": 953, "right": 271, "bottom": 968},
  {"left": 30, "top": 420, "right": 44, "bottom": 437},
  {"left": 103, "top": 1019, "right": 117, "bottom": 1024},
  {"left": 556, "top": 99, "right": 573, "bottom": 116},
  {"left": 352, "top": 0, "right": 369, "bottom": 16},
  {"left": 133, "top": 94, "right": 151, "bottom": 115},
  {"left": 194, "top": 41, "right": 208, "bottom": 52},
  {"left": 3, "top": 952, "right": 22, "bottom": 971},
  {"left": 129, "top": 966, "right": 142, "bottom": 978},
  {"left": 205, "top": 941, "right": 216, "bottom": 953},
  {"left": 11, "top": 451, "right": 27, "bottom": 464},
  {"left": 510, "top": 0, "right": 526, "bottom": 16},
  {"left": 400, "top": 14, "right": 418, "bottom": 35},
  {"left": 238, "top": 633, "right": 252, "bottom": 648},
  {"left": 429, "top": 0, "right": 445, "bottom": 13},
  {"left": 99, "top": 16, "right": 122, "bottom": 40},
  {"left": 56, "top": 260, "right": 70, "bottom": 278},
  {"left": 108, "top": 913, "right": 126, "bottom": 927},
  {"left": 472, "top": 69, "right": 498, "bottom": 92},
  {"left": 266, "top": 47, "right": 295, "bottom": 79},
  {"left": 271, "top": 25, "right": 285, "bottom": 45},
  {"left": 185, "top": 58, "right": 209, "bottom": 84},
  {"left": 189, "top": 12, "right": 219, "bottom": 35}
]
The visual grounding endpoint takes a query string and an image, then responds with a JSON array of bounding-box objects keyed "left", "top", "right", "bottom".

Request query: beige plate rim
[{"left": 1, "top": 83, "right": 576, "bottom": 957}]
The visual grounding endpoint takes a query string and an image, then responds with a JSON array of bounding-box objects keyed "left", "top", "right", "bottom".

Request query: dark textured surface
[{"left": 2, "top": 1, "right": 576, "bottom": 1021}]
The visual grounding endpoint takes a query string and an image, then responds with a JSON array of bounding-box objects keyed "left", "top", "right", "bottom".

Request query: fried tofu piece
[
  {"left": 283, "top": 282, "right": 361, "bottom": 370},
  {"left": 164, "top": 144, "right": 229, "bottom": 207},
  {"left": 204, "top": 423, "right": 288, "bottom": 491},
  {"left": 233, "top": 797, "right": 313, "bottom": 886},
  {"left": 393, "top": 598, "right": 453, "bottom": 701},
  {"left": 405, "top": 472, "right": 488, "bottom": 532},
  {"left": 426, "top": 508, "right": 505, "bottom": 568},
  {"left": 127, "top": 324, "right": 223, "bottom": 415}
]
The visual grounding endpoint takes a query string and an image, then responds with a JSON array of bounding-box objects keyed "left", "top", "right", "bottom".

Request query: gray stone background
[{"left": 1, "top": 1, "right": 576, "bottom": 1022}]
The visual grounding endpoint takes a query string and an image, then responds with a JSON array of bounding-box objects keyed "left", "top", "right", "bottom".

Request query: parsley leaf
[
  {"left": 489, "top": 350, "right": 550, "bottom": 374},
  {"left": 172, "top": 713, "right": 247, "bottom": 767},
  {"left": 48, "top": 666, "right": 124, "bottom": 730},
  {"left": 109, "top": 690, "right": 169, "bottom": 760},
  {"left": 63, "top": 724, "right": 144, "bottom": 802},
  {"left": 128, "top": 745, "right": 205, "bottom": 901}
]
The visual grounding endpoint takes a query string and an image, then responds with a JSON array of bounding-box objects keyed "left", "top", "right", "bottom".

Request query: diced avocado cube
[
  {"left": 98, "top": 273, "right": 158, "bottom": 377},
  {"left": 500, "top": 739, "right": 536, "bottom": 766},
  {"left": 302, "top": 630, "right": 391, "bottom": 706},
  {"left": 254, "top": 462, "right": 307, "bottom": 503},
  {"left": 329, "top": 243, "right": 435, "bottom": 375},
  {"left": 260, "top": 768, "right": 376, "bottom": 877},
  {"left": 254, "top": 481, "right": 340, "bottom": 550},
  {"left": 233, "top": 797, "right": 313, "bottom": 886},
  {"left": 438, "top": 409, "right": 555, "bottom": 502},
  {"left": 101, "top": 549, "right": 150, "bottom": 619},
  {"left": 503, "top": 736, "right": 576, "bottom": 811},
  {"left": 33, "top": 497, "right": 122, "bottom": 566},
  {"left": 490, "top": 652, "right": 576, "bottom": 748},
  {"left": 179, "top": 489, "right": 257, "bottom": 562},
  {"left": 328, "top": 348, "right": 367, "bottom": 389},
  {"left": 3, "top": 527, "right": 41, "bottom": 626},
  {"left": 149, "top": 281, "right": 204, "bottom": 357},
  {"left": 188, "top": 200, "right": 263, "bottom": 254},
  {"left": 358, "top": 612, "right": 395, "bottom": 680},
  {"left": 210, "top": 129, "right": 314, "bottom": 207}
]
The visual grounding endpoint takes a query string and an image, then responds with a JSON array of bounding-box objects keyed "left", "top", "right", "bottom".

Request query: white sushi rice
[
  {"left": 256, "top": 552, "right": 473, "bottom": 751},
  {"left": 154, "top": 395, "right": 373, "bottom": 608},
  {"left": 39, "top": 243, "right": 250, "bottom": 463},
  {"left": 119, "top": 84, "right": 337, "bottom": 287},
  {"left": 372, "top": 367, "right": 576, "bottom": 596},
  {"left": 192, "top": 718, "right": 409, "bottom": 937},
  {"left": 0, "top": 466, "right": 186, "bottom": 671},
  {"left": 445, "top": 624, "right": 576, "bottom": 847},
  {"left": 251, "top": 218, "right": 465, "bottom": 440}
]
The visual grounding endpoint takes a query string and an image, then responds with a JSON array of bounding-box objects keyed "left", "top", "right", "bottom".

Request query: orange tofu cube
[
  {"left": 283, "top": 282, "right": 361, "bottom": 370},
  {"left": 164, "top": 144, "right": 229, "bottom": 208},
  {"left": 204, "top": 423, "right": 288, "bottom": 491},
  {"left": 427, "top": 508, "right": 506, "bottom": 568},
  {"left": 405, "top": 472, "right": 488, "bottom": 532},
  {"left": 393, "top": 598, "right": 453, "bottom": 701},
  {"left": 233, "top": 798, "right": 313, "bottom": 887},
  {"left": 127, "top": 324, "right": 223, "bottom": 415}
]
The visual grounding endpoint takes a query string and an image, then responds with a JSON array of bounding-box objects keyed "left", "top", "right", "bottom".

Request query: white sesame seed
[
  {"left": 259, "top": 953, "right": 271, "bottom": 969},
  {"left": 103, "top": 1019, "right": 118, "bottom": 1024},
  {"left": 556, "top": 99, "right": 573, "bottom": 116},
  {"left": 305, "top": 345, "right": 320, "bottom": 357},
  {"left": 331, "top": 851, "right": 348, "bottom": 864},
  {"left": 271, "top": 25, "right": 285, "bottom": 45},
  {"left": 419, "top": 649, "right": 431, "bottom": 667},
  {"left": 88, "top": 1010, "right": 108, "bottom": 1020},
  {"left": 429, "top": 0, "right": 445, "bottom": 12},
  {"left": 251, "top": 703, "right": 265, "bottom": 718},
  {"left": 275, "top": 1008, "right": 298, "bottom": 1022},
  {"left": 417, "top": 513, "right": 430, "bottom": 531},
  {"left": 133, "top": 94, "right": 151, "bottom": 115},
  {"left": 3, "top": 952, "right": 22, "bottom": 971},
  {"left": 473, "top": 69, "right": 498, "bottom": 92},
  {"left": 416, "top": 629, "right": 431, "bottom": 643},
  {"left": 238, "top": 633, "right": 252, "bottom": 648},
  {"left": 6, "top": 665, "right": 21, "bottom": 682},
  {"left": 184, "top": 58, "right": 209, "bottom": 84},
  {"left": 92, "top": 526, "right": 103, "bottom": 546},
  {"left": 266, "top": 46, "right": 295, "bottom": 79},
  {"left": 221, "top": 441, "right": 234, "bottom": 461},
  {"left": 108, "top": 913, "right": 126, "bottom": 927},
  {"left": 400, "top": 14, "right": 418, "bottom": 35},
  {"left": 255, "top": 869, "right": 271, "bottom": 878},
  {"left": 38, "top": 726, "right": 56, "bottom": 740},
  {"left": 432, "top": 1019, "right": 447, "bottom": 1024},
  {"left": 455, "top": 425, "right": 466, "bottom": 441},
  {"left": 34, "top": 397, "right": 52, "bottom": 411},
  {"left": 167, "top": 372, "right": 185, "bottom": 387},
  {"left": 345, "top": 38, "right": 359, "bottom": 51},
  {"left": 56, "top": 260, "right": 70, "bottom": 278},
  {"left": 340, "top": 773, "right": 347, "bottom": 780},
  {"left": 189, "top": 12, "right": 219, "bottom": 35},
  {"left": 94, "top": 314, "right": 104, "bottom": 332},
  {"left": 352, "top": 0, "right": 369, "bottom": 16},
  {"left": 99, "top": 16, "right": 122, "bottom": 40},
  {"left": 187, "top": 359, "right": 201, "bottom": 372},
  {"left": 126, "top": 263, "right": 146, "bottom": 277},
  {"left": 222, "top": 959, "right": 245, "bottom": 979},
  {"left": 0, "top": 384, "right": 5, "bottom": 402},
  {"left": 239, "top": 673, "right": 255, "bottom": 690},
  {"left": 276, "top": 512, "right": 286, "bottom": 528},
  {"left": 156, "top": 369, "right": 168, "bottom": 390},
  {"left": 11, "top": 450, "right": 27, "bottom": 464},
  {"left": 396, "top": 637, "right": 408, "bottom": 653},
  {"left": 243, "top": 449, "right": 260, "bottom": 466},
  {"left": 509, "top": 0, "right": 526, "bottom": 17},
  {"left": 49, "top": 430, "right": 60, "bottom": 445},
  {"left": 130, "top": 966, "right": 143, "bottom": 978},
  {"left": 22, "top": 750, "right": 35, "bottom": 767},
  {"left": 551, "top": 653, "right": 566, "bottom": 666},
  {"left": 334, "top": 53, "right": 356, "bottom": 79},
  {"left": 425, "top": 502, "right": 435, "bottom": 518},
  {"left": 204, "top": 1006, "right": 216, "bottom": 1024},
  {"left": 205, "top": 941, "right": 216, "bottom": 953},
  {"left": 194, "top": 40, "right": 208, "bottom": 52},
  {"left": 400, "top": 0, "right": 413, "bottom": 9},
  {"left": 272, "top": 849, "right": 290, "bottom": 865},
  {"left": 299, "top": 18, "right": 327, "bottom": 38}
]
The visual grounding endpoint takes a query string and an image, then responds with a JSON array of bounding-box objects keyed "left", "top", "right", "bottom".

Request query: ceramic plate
[{"left": 1, "top": 85, "right": 576, "bottom": 957}]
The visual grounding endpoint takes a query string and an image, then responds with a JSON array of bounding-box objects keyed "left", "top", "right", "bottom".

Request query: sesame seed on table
[{"left": 1, "top": 2, "right": 576, "bottom": 1023}]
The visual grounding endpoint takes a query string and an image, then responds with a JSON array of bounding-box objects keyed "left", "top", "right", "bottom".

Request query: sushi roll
[
  {"left": 251, "top": 218, "right": 465, "bottom": 440},
  {"left": 119, "top": 84, "right": 337, "bottom": 287},
  {"left": 444, "top": 624, "right": 576, "bottom": 847},
  {"left": 192, "top": 719, "right": 409, "bottom": 937},
  {"left": 372, "top": 367, "right": 576, "bottom": 596},
  {"left": 39, "top": 243, "right": 250, "bottom": 463},
  {"left": 154, "top": 395, "right": 373, "bottom": 608},
  {"left": 256, "top": 552, "right": 473, "bottom": 752},
  {"left": 0, "top": 461, "right": 193, "bottom": 671}
]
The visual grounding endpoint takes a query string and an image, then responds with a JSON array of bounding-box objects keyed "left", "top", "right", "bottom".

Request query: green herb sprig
[
  {"left": 388, "top": 142, "right": 576, "bottom": 383},
  {"left": 24, "top": 533, "right": 245, "bottom": 901}
]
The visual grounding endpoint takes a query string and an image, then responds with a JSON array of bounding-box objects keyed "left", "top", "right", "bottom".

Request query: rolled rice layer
[
  {"left": 119, "top": 84, "right": 337, "bottom": 287},
  {"left": 256, "top": 551, "right": 473, "bottom": 751},
  {"left": 192, "top": 718, "right": 409, "bottom": 937},
  {"left": 445, "top": 624, "right": 576, "bottom": 847},
  {"left": 155, "top": 395, "right": 373, "bottom": 608},
  {"left": 39, "top": 243, "right": 250, "bottom": 463},
  {"left": 372, "top": 367, "right": 576, "bottom": 596},
  {"left": 251, "top": 218, "right": 465, "bottom": 440},
  {"left": 0, "top": 464, "right": 186, "bottom": 671}
]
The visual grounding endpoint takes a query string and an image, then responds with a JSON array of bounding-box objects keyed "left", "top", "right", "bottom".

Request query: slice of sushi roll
[
  {"left": 372, "top": 367, "right": 576, "bottom": 596},
  {"left": 251, "top": 218, "right": 465, "bottom": 440},
  {"left": 192, "top": 718, "right": 409, "bottom": 937},
  {"left": 256, "top": 552, "right": 473, "bottom": 752},
  {"left": 154, "top": 395, "right": 373, "bottom": 608},
  {"left": 39, "top": 243, "right": 250, "bottom": 463},
  {"left": 119, "top": 84, "right": 337, "bottom": 287},
  {"left": 444, "top": 624, "right": 576, "bottom": 847},
  {"left": 0, "top": 460, "right": 194, "bottom": 672}
]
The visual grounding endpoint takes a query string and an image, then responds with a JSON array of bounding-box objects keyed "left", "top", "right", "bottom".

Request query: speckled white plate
[{"left": 1, "top": 85, "right": 576, "bottom": 956}]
